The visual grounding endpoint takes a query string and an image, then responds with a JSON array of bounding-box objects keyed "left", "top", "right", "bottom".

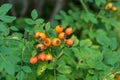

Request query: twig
[
  {"left": 50, "top": 0, "right": 65, "bottom": 22},
  {"left": 20, "top": 0, "right": 28, "bottom": 16},
  {"left": 79, "top": 0, "right": 88, "bottom": 12},
  {"left": 34, "top": 0, "right": 44, "bottom": 16},
  {"left": 57, "top": 52, "right": 64, "bottom": 60}
]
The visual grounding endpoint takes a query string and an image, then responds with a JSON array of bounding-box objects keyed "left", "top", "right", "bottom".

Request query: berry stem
[
  {"left": 57, "top": 52, "right": 64, "bottom": 60},
  {"left": 79, "top": 0, "right": 88, "bottom": 12}
]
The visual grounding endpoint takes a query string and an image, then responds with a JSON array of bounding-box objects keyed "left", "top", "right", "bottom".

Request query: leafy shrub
[{"left": 0, "top": 0, "right": 120, "bottom": 80}]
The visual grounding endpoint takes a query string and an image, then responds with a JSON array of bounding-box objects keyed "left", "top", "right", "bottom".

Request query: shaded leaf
[
  {"left": 35, "top": 18, "right": 44, "bottom": 24},
  {"left": 10, "top": 26, "right": 19, "bottom": 31},
  {"left": 5, "top": 62, "right": 15, "bottom": 75},
  {"left": 45, "top": 22, "right": 50, "bottom": 31},
  {"left": 57, "top": 64, "right": 72, "bottom": 74},
  {"left": 109, "top": 37, "right": 117, "bottom": 50},
  {"left": 0, "top": 4, "right": 12, "bottom": 15},
  {"left": 31, "top": 9, "right": 38, "bottom": 20},
  {"left": 0, "top": 15, "right": 16, "bottom": 23},
  {"left": 25, "top": 18, "right": 34, "bottom": 25},
  {"left": 16, "top": 71, "right": 24, "bottom": 80},
  {"left": 22, "top": 66, "right": 32, "bottom": 73}
]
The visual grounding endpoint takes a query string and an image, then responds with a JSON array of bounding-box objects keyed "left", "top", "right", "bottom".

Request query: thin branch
[
  {"left": 79, "top": 0, "right": 88, "bottom": 12},
  {"left": 20, "top": 0, "right": 28, "bottom": 16},
  {"left": 50, "top": 0, "right": 65, "bottom": 22},
  {"left": 34, "top": 0, "right": 44, "bottom": 16},
  {"left": 57, "top": 52, "right": 64, "bottom": 60}
]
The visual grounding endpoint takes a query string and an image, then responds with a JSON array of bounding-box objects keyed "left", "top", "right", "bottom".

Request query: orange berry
[
  {"left": 55, "top": 25, "right": 63, "bottom": 33},
  {"left": 65, "top": 27, "right": 73, "bottom": 35},
  {"left": 34, "top": 32, "right": 41, "bottom": 39},
  {"left": 38, "top": 53, "right": 46, "bottom": 62},
  {"left": 34, "top": 32, "right": 46, "bottom": 40},
  {"left": 39, "top": 33, "right": 46, "bottom": 40},
  {"left": 46, "top": 54, "right": 53, "bottom": 62},
  {"left": 30, "top": 56, "right": 38, "bottom": 64},
  {"left": 58, "top": 32, "right": 66, "bottom": 40},
  {"left": 36, "top": 44, "right": 45, "bottom": 51},
  {"left": 43, "top": 38, "right": 51, "bottom": 47},
  {"left": 66, "top": 39, "right": 74, "bottom": 46},
  {"left": 52, "top": 38, "right": 61, "bottom": 46}
]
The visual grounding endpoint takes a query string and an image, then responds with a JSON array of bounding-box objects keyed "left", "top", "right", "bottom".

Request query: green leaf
[
  {"left": 79, "top": 39, "right": 92, "bottom": 47},
  {"left": 0, "top": 59, "right": 5, "bottom": 71},
  {"left": 0, "top": 4, "right": 12, "bottom": 15},
  {"left": 96, "top": 35, "right": 109, "bottom": 47},
  {"left": 88, "top": 31, "right": 96, "bottom": 39},
  {"left": 47, "top": 62, "right": 54, "bottom": 70},
  {"left": 81, "top": 12, "right": 97, "bottom": 23},
  {"left": 110, "top": 18, "right": 120, "bottom": 28},
  {"left": 104, "top": 51, "right": 120, "bottom": 66},
  {"left": 22, "top": 66, "right": 32, "bottom": 73},
  {"left": 62, "top": 47, "right": 72, "bottom": 56},
  {"left": 95, "top": 0, "right": 106, "bottom": 6},
  {"left": 45, "top": 22, "right": 50, "bottom": 31},
  {"left": 35, "top": 18, "right": 44, "bottom": 24},
  {"left": 25, "top": 18, "right": 34, "bottom": 25},
  {"left": 88, "top": 69, "right": 95, "bottom": 75},
  {"left": 0, "top": 22, "right": 9, "bottom": 36},
  {"left": 71, "top": 35, "right": 79, "bottom": 46},
  {"left": 5, "top": 62, "right": 15, "bottom": 75},
  {"left": 86, "top": 0, "right": 93, "bottom": 2},
  {"left": 96, "top": 29, "right": 107, "bottom": 36},
  {"left": 37, "top": 62, "right": 47, "bottom": 76},
  {"left": 31, "top": 50, "right": 37, "bottom": 57},
  {"left": 109, "top": 37, "right": 117, "bottom": 50},
  {"left": 0, "top": 15, "right": 16, "bottom": 23},
  {"left": 56, "top": 75, "right": 68, "bottom": 80},
  {"left": 10, "top": 26, "right": 19, "bottom": 31},
  {"left": 0, "top": 36, "right": 4, "bottom": 45},
  {"left": 16, "top": 71, "right": 24, "bottom": 80},
  {"left": 72, "top": 48, "right": 81, "bottom": 59},
  {"left": 31, "top": 9, "right": 38, "bottom": 20},
  {"left": 57, "top": 64, "right": 72, "bottom": 74}
]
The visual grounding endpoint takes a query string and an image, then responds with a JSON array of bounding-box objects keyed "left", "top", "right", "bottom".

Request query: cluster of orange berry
[
  {"left": 30, "top": 31, "right": 53, "bottom": 64},
  {"left": 29, "top": 25, "right": 74, "bottom": 64},
  {"left": 105, "top": 2, "right": 117, "bottom": 11},
  {"left": 55, "top": 25, "right": 74, "bottom": 46}
]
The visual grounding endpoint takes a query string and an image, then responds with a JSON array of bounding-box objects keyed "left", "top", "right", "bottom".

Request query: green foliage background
[{"left": 0, "top": 0, "right": 120, "bottom": 80}]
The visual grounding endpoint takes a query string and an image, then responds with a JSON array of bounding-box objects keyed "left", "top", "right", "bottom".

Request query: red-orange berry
[
  {"left": 65, "top": 27, "right": 73, "bottom": 35},
  {"left": 66, "top": 39, "right": 74, "bottom": 46},
  {"left": 38, "top": 53, "right": 46, "bottom": 62},
  {"left": 58, "top": 32, "right": 66, "bottom": 40},
  {"left": 30, "top": 56, "right": 38, "bottom": 64}
]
